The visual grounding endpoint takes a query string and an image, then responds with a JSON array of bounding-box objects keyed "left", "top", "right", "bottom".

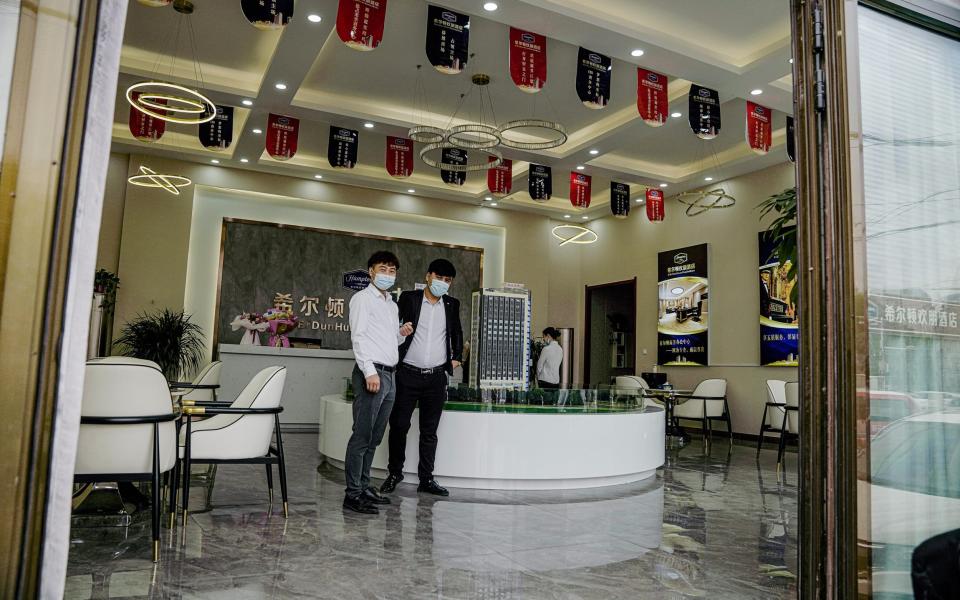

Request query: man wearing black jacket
[{"left": 380, "top": 258, "right": 463, "bottom": 497}]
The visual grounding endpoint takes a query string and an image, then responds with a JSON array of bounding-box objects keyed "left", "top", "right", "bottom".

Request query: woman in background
[{"left": 536, "top": 327, "right": 563, "bottom": 389}]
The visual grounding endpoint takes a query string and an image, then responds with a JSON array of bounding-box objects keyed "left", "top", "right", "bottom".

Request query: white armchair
[
  {"left": 756, "top": 380, "right": 787, "bottom": 455},
  {"left": 180, "top": 366, "right": 287, "bottom": 522},
  {"left": 615, "top": 375, "right": 661, "bottom": 408},
  {"left": 778, "top": 382, "right": 799, "bottom": 465},
  {"left": 170, "top": 360, "right": 223, "bottom": 402},
  {"left": 672, "top": 379, "right": 731, "bottom": 443},
  {"left": 74, "top": 357, "right": 178, "bottom": 562}
]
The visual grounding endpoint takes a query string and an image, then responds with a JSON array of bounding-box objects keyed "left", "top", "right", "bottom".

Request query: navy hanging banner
[
  {"left": 610, "top": 182, "right": 630, "bottom": 218},
  {"left": 509, "top": 28, "right": 547, "bottom": 93},
  {"left": 576, "top": 47, "right": 611, "bottom": 109},
  {"left": 569, "top": 172, "right": 592, "bottom": 209},
  {"left": 637, "top": 68, "right": 668, "bottom": 127},
  {"left": 746, "top": 101, "right": 772, "bottom": 155},
  {"left": 336, "top": 0, "right": 388, "bottom": 51},
  {"left": 266, "top": 113, "right": 298, "bottom": 161},
  {"left": 487, "top": 157, "right": 512, "bottom": 197},
  {"left": 425, "top": 5, "right": 469, "bottom": 75},
  {"left": 328, "top": 127, "right": 359, "bottom": 169},
  {"left": 786, "top": 116, "right": 796, "bottom": 162},
  {"left": 440, "top": 147, "right": 467, "bottom": 186},
  {"left": 128, "top": 91, "right": 165, "bottom": 142},
  {"left": 528, "top": 164, "right": 552, "bottom": 201},
  {"left": 385, "top": 136, "right": 413, "bottom": 178},
  {"left": 688, "top": 85, "right": 721, "bottom": 140},
  {"left": 241, "top": 0, "right": 293, "bottom": 30},
  {"left": 199, "top": 105, "right": 233, "bottom": 150}
]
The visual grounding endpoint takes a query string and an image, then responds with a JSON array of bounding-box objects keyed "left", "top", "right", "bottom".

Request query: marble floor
[{"left": 66, "top": 434, "right": 798, "bottom": 599}]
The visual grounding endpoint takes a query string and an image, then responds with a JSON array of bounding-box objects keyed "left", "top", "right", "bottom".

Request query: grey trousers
[{"left": 344, "top": 365, "right": 395, "bottom": 498}]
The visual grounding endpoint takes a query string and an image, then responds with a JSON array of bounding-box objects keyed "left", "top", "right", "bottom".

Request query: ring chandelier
[
  {"left": 127, "top": 165, "right": 192, "bottom": 195},
  {"left": 552, "top": 224, "right": 598, "bottom": 246},
  {"left": 419, "top": 143, "right": 504, "bottom": 172},
  {"left": 675, "top": 188, "right": 737, "bottom": 216}
]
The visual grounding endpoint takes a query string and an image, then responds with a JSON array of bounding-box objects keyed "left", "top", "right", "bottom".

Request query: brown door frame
[{"left": 583, "top": 277, "right": 637, "bottom": 386}]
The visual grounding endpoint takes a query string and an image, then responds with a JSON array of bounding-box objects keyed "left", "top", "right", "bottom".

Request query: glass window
[{"left": 0, "top": 0, "right": 21, "bottom": 168}]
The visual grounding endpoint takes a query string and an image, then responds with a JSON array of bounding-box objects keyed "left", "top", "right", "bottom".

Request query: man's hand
[
  {"left": 365, "top": 374, "right": 381, "bottom": 393},
  {"left": 399, "top": 322, "right": 414, "bottom": 337},
  {"left": 451, "top": 360, "right": 461, "bottom": 370}
]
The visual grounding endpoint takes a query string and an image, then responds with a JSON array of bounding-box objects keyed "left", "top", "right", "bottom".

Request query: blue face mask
[
  {"left": 373, "top": 274, "right": 396, "bottom": 291},
  {"left": 429, "top": 279, "right": 450, "bottom": 297}
]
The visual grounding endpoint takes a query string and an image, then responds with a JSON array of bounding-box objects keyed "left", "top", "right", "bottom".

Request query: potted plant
[
  {"left": 114, "top": 309, "right": 204, "bottom": 381},
  {"left": 757, "top": 187, "right": 798, "bottom": 304}
]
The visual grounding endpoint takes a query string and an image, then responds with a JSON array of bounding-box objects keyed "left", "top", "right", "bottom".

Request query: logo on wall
[
  {"left": 636, "top": 68, "right": 668, "bottom": 127},
  {"left": 488, "top": 157, "right": 513, "bottom": 197},
  {"left": 199, "top": 105, "right": 234, "bottom": 150},
  {"left": 342, "top": 268, "right": 372, "bottom": 292},
  {"left": 266, "top": 113, "right": 299, "bottom": 161},
  {"left": 610, "top": 181, "right": 630, "bottom": 218},
  {"left": 657, "top": 243, "right": 709, "bottom": 366},
  {"left": 241, "top": 0, "right": 293, "bottom": 29},
  {"left": 576, "top": 47, "right": 611, "bottom": 109},
  {"left": 509, "top": 27, "right": 547, "bottom": 93},
  {"left": 688, "top": 85, "right": 721, "bottom": 140},
  {"left": 129, "top": 91, "right": 165, "bottom": 142},
  {"left": 328, "top": 127, "right": 359, "bottom": 169},
  {"left": 336, "top": 0, "right": 388, "bottom": 51},
  {"left": 786, "top": 115, "right": 796, "bottom": 163},
  {"left": 440, "top": 147, "right": 467, "bottom": 186},
  {"left": 385, "top": 136, "right": 413, "bottom": 178},
  {"left": 425, "top": 5, "right": 470, "bottom": 74},
  {"left": 529, "top": 163, "right": 552, "bottom": 201},
  {"left": 759, "top": 229, "right": 799, "bottom": 366},
  {"left": 746, "top": 101, "right": 772, "bottom": 155},
  {"left": 569, "top": 172, "right": 592, "bottom": 209},
  {"left": 646, "top": 188, "right": 665, "bottom": 223}
]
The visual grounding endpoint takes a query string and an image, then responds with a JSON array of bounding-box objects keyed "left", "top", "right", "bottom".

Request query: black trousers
[{"left": 388, "top": 367, "right": 447, "bottom": 482}]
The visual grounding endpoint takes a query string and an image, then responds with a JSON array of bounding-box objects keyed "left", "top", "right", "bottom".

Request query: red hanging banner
[
  {"left": 128, "top": 92, "right": 165, "bottom": 142},
  {"left": 646, "top": 188, "right": 665, "bottom": 223},
  {"left": 569, "top": 172, "right": 592, "bottom": 208},
  {"left": 636, "top": 68, "right": 669, "bottom": 127},
  {"left": 336, "top": 0, "right": 387, "bottom": 51},
  {"left": 509, "top": 27, "right": 547, "bottom": 93},
  {"left": 385, "top": 136, "right": 413, "bottom": 178},
  {"left": 266, "top": 113, "right": 299, "bottom": 161},
  {"left": 487, "top": 157, "right": 512, "bottom": 197},
  {"left": 746, "top": 101, "right": 772, "bottom": 155}
]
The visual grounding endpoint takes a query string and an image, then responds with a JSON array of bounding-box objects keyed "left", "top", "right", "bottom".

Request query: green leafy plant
[
  {"left": 757, "top": 187, "right": 799, "bottom": 304},
  {"left": 114, "top": 309, "right": 204, "bottom": 381},
  {"left": 93, "top": 269, "right": 120, "bottom": 310}
]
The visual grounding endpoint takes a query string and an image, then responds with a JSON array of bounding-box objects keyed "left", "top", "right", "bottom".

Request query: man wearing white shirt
[
  {"left": 344, "top": 251, "right": 414, "bottom": 514},
  {"left": 537, "top": 327, "right": 564, "bottom": 389}
]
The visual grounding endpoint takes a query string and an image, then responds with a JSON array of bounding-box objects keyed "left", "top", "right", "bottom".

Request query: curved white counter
[{"left": 319, "top": 394, "right": 665, "bottom": 490}]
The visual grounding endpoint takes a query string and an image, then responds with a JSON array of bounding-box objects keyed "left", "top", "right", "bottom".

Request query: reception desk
[{"left": 319, "top": 393, "right": 665, "bottom": 490}]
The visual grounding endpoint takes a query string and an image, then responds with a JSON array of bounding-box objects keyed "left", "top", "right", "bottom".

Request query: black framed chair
[
  {"left": 74, "top": 357, "right": 178, "bottom": 562},
  {"left": 170, "top": 360, "right": 223, "bottom": 402},
  {"left": 777, "top": 382, "right": 799, "bottom": 466},
  {"left": 672, "top": 379, "right": 732, "bottom": 445},
  {"left": 757, "top": 379, "right": 788, "bottom": 455},
  {"left": 180, "top": 366, "right": 288, "bottom": 524}
]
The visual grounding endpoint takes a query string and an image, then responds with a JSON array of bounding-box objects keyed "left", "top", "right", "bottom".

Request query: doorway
[{"left": 584, "top": 278, "right": 636, "bottom": 387}]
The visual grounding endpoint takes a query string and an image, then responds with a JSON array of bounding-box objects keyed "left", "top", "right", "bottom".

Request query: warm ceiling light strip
[
  {"left": 126, "top": 82, "right": 216, "bottom": 125},
  {"left": 498, "top": 119, "right": 568, "bottom": 150},
  {"left": 552, "top": 224, "right": 598, "bottom": 246},
  {"left": 419, "top": 143, "right": 503, "bottom": 172},
  {"left": 127, "top": 165, "right": 192, "bottom": 195},
  {"left": 676, "top": 188, "right": 736, "bottom": 216}
]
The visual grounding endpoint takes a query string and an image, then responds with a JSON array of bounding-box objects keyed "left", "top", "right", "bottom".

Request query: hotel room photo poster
[
  {"left": 759, "top": 230, "right": 799, "bottom": 366},
  {"left": 657, "top": 244, "right": 709, "bottom": 365}
]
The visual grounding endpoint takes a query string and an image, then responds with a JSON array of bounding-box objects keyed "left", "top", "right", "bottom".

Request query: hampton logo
[
  {"left": 277, "top": 117, "right": 290, "bottom": 126},
  {"left": 339, "top": 129, "right": 353, "bottom": 137},
  {"left": 647, "top": 73, "right": 659, "bottom": 83},
  {"left": 699, "top": 88, "right": 711, "bottom": 97},
  {"left": 442, "top": 11, "right": 456, "bottom": 22},
  {"left": 588, "top": 53, "right": 602, "bottom": 63},
  {"left": 393, "top": 138, "right": 407, "bottom": 147},
  {"left": 649, "top": 190, "right": 663, "bottom": 200},
  {"left": 673, "top": 252, "right": 689, "bottom": 265},
  {"left": 521, "top": 32, "right": 536, "bottom": 43},
  {"left": 575, "top": 174, "right": 587, "bottom": 182},
  {"left": 754, "top": 106, "right": 766, "bottom": 115},
  {"left": 342, "top": 269, "right": 371, "bottom": 292},
  {"left": 448, "top": 149, "right": 462, "bottom": 157}
]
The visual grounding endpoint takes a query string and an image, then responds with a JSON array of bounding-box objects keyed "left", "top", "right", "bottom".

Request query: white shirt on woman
[{"left": 537, "top": 340, "right": 563, "bottom": 384}]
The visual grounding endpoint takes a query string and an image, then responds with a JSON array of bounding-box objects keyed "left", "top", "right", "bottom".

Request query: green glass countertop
[{"left": 442, "top": 401, "right": 655, "bottom": 414}]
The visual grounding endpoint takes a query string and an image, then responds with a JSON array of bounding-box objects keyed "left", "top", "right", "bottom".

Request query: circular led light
[
  {"left": 671, "top": 287, "right": 684, "bottom": 295},
  {"left": 210, "top": 159, "right": 220, "bottom": 164},
  {"left": 581, "top": 216, "right": 588, "bottom": 220},
  {"left": 447, "top": 123, "right": 502, "bottom": 150},
  {"left": 704, "top": 176, "right": 713, "bottom": 181},
  {"left": 789, "top": 58, "right": 794, "bottom": 64},
  {"left": 552, "top": 224, "right": 598, "bottom": 246},
  {"left": 630, "top": 49, "right": 644, "bottom": 57},
  {"left": 241, "top": 99, "right": 253, "bottom": 106},
  {"left": 483, "top": 2, "right": 498, "bottom": 11},
  {"left": 419, "top": 142, "right": 502, "bottom": 172},
  {"left": 127, "top": 165, "right": 192, "bottom": 195},
  {"left": 252, "top": 128, "right": 263, "bottom": 134},
  {"left": 676, "top": 188, "right": 737, "bottom": 216},
  {"left": 409, "top": 125, "right": 447, "bottom": 144},
  {"left": 589, "top": 149, "right": 599, "bottom": 155},
  {"left": 670, "top": 112, "right": 682, "bottom": 118},
  {"left": 363, "top": 122, "right": 375, "bottom": 129},
  {"left": 307, "top": 14, "right": 322, "bottom": 23},
  {"left": 750, "top": 89, "right": 763, "bottom": 95},
  {"left": 275, "top": 82, "right": 288, "bottom": 90},
  {"left": 484, "top": 196, "right": 492, "bottom": 201},
  {"left": 563, "top": 214, "right": 571, "bottom": 219},
  {"left": 490, "top": 202, "right": 498, "bottom": 206},
  {"left": 576, "top": 165, "right": 585, "bottom": 171},
  {"left": 240, "top": 158, "right": 249, "bottom": 163},
  {"left": 314, "top": 174, "right": 323, "bottom": 179},
  {"left": 498, "top": 119, "right": 567, "bottom": 150},
  {"left": 407, "top": 189, "right": 416, "bottom": 193},
  {"left": 126, "top": 81, "right": 216, "bottom": 125},
  {"left": 659, "top": 183, "right": 668, "bottom": 188}
]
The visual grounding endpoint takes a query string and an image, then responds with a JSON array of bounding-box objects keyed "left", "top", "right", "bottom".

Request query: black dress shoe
[
  {"left": 380, "top": 473, "right": 403, "bottom": 494},
  {"left": 363, "top": 487, "right": 391, "bottom": 505},
  {"left": 417, "top": 479, "right": 449, "bottom": 496},
  {"left": 343, "top": 494, "right": 379, "bottom": 514}
]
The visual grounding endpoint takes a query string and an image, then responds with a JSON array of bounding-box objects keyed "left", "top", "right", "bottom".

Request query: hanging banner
[
  {"left": 336, "top": 0, "right": 387, "bottom": 51},
  {"left": 198, "top": 105, "right": 234, "bottom": 150},
  {"left": 440, "top": 147, "right": 467, "bottom": 186},
  {"left": 487, "top": 157, "right": 512, "bottom": 197},
  {"left": 509, "top": 28, "right": 547, "bottom": 93},
  {"left": 266, "top": 113, "right": 299, "bottom": 161},
  {"left": 610, "top": 182, "right": 630, "bottom": 218},
  {"left": 786, "top": 116, "right": 796, "bottom": 163},
  {"left": 385, "top": 136, "right": 413, "bottom": 178},
  {"left": 646, "top": 188, "right": 665, "bottom": 223},
  {"left": 241, "top": 0, "right": 293, "bottom": 30},
  {"left": 636, "top": 68, "right": 668, "bottom": 127},
  {"left": 128, "top": 92, "right": 165, "bottom": 142},
  {"left": 658, "top": 244, "right": 709, "bottom": 366},
  {"left": 328, "top": 127, "right": 359, "bottom": 169},
  {"left": 569, "top": 172, "right": 592, "bottom": 209},
  {"left": 759, "top": 229, "right": 799, "bottom": 366},
  {"left": 425, "top": 5, "right": 469, "bottom": 75},
  {"left": 529, "top": 164, "right": 552, "bottom": 201},
  {"left": 688, "top": 85, "right": 721, "bottom": 140},
  {"left": 746, "top": 101, "right": 772, "bottom": 155},
  {"left": 576, "top": 48, "right": 611, "bottom": 109}
]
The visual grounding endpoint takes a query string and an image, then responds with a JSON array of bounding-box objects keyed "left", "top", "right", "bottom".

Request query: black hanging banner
[
  {"left": 528, "top": 163, "right": 552, "bottom": 201},
  {"left": 425, "top": 5, "right": 470, "bottom": 75},
  {"left": 241, "top": 0, "right": 294, "bottom": 30},
  {"left": 198, "top": 105, "right": 234, "bottom": 150},
  {"left": 610, "top": 181, "right": 630, "bottom": 218},
  {"left": 576, "top": 47, "right": 611, "bottom": 109},
  {"left": 786, "top": 115, "right": 796, "bottom": 162},
  {"left": 328, "top": 126, "right": 359, "bottom": 169},
  {"left": 440, "top": 147, "right": 467, "bottom": 186},
  {"left": 688, "top": 85, "right": 721, "bottom": 140}
]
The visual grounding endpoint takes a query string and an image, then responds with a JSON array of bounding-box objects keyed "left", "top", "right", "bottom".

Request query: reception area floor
[{"left": 65, "top": 434, "right": 798, "bottom": 599}]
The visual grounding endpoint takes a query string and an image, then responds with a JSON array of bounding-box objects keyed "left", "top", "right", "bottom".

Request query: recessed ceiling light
[
  {"left": 576, "top": 165, "right": 585, "bottom": 170},
  {"left": 307, "top": 14, "right": 322, "bottom": 23},
  {"left": 210, "top": 159, "right": 219, "bottom": 164},
  {"left": 314, "top": 174, "right": 323, "bottom": 179},
  {"left": 750, "top": 89, "right": 763, "bottom": 95},
  {"left": 589, "top": 149, "right": 599, "bottom": 155},
  {"left": 563, "top": 214, "right": 571, "bottom": 219},
  {"left": 671, "top": 112, "right": 682, "bottom": 118},
  {"left": 274, "top": 82, "right": 287, "bottom": 91},
  {"left": 659, "top": 183, "right": 668, "bottom": 188},
  {"left": 241, "top": 99, "right": 253, "bottom": 106},
  {"left": 252, "top": 128, "right": 263, "bottom": 134},
  {"left": 704, "top": 176, "right": 713, "bottom": 181},
  {"left": 581, "top": 216, "right": 588, "bottom": 220},
  {"left": 630, "top": 49, "right": 644, "bottom": 57},
  {"left": 363, "top": 122, "right": 374, "bottom": 129},
  {"left": 240, "top": 158, "right": 249, "bottom": 163},
  {"left": 484, "top": 196, "right": 492, "bottom": 201},
  {"left": 490, "top": 202, "right": 498, "bottom": 207},
  {"left": 407, "top": 189, "right": 416, "bottom": 193},
  {"left": 636, "top": 199, "right": 644, "bottom": 203},
  {"left": 789, "top": 58, "right": 794, "bottom": 64},
  {"left": 483, "top": 2, "right": 498, "bottom": 10}
]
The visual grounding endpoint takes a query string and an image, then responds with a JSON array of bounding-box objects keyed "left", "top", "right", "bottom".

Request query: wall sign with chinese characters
[
  {"left": 487, "top": 157, "right": 512, "bottom": 197},
  {"left": 636, "top": 68, "right": 668, "bottom": 127},
  {"left": 509, "top": 27, "right": 547, "bottom": 93},
  {"left": 569, "top": 172, "right": 592, "bottom": 208},
  {"left": 216, "top": 219, "right": 483, "bottom": 351},
  {"left": 759, "top": 229, "right": 798, "bottom": 366},
  {"left": 425, "top": 5, "right": 469, "bottom": 74},
  {"left": 385, "top": 136, "right": 413, "bottom": 178},
  {"left": 241, "top": 0, "right": 293, "bottom": 30},
  {"left": 657, "top": 244, "right": 709, "bottom": 365},
  {"left": 529, "top": 163, "right": 552, "bottom": 201},
  {"left": 336, "top": 0, "right": 388, "bottom": 51},
  {"left": 266, "top": 113, "right": 299, "bottom": 161},
  {"left": 440, "top": 147, "right": 467, "bottom": 186},
  {"left": 688, "top": 85, "right": 721, "bottom": 140},
  {"left": 129, "top": 92, "right": 165, "bottom": 142},
  {"left": 610, "top": 182, "right": 630, "bottom": 218},
  {"left": 199, "top": 105, "right": 234, "bottom": 150},
  {"left": 746, "top": 101, "right": 772, "bottom": 155},
  {"left": 576, "top": 48, "right": 611, "bottom": 109},
  {"left": 328, "top": 126, "right": 359, "bottom": 169}
]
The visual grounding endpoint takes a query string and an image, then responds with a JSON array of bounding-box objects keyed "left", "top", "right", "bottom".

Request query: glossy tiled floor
[{"left": 66, "top": 434, "right": 798, "bottom": 599}]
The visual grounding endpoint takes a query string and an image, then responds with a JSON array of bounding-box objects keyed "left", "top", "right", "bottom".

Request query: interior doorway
[{"left": 584, "top": 278, "right": 637, "bottom": 387}]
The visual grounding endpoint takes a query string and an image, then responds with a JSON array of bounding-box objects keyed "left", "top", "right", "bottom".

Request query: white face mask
[
  {"left": 429, "top": 279, "right": 450, "bottom": 297},
  {"left": 373, "top": 273, "right": 396, "bottom": 290}
]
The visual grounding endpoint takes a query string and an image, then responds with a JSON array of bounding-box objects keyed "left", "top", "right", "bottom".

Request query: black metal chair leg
[
  {"left": 777, "top": 422, "right": 788, "bottom": 466},
  {"left": 152, "top": 423, "right": 161, "bottom": 562},
  {"left": 168, "top": 454, "right": 179, "bottom": 530},
  {"left": 274, "top": 416, "right": 289, "bottom": 518},
  {"left": 265, "top": 463, "right": 274, "bottom": 504},
  {"left": 725, "top": 401, "right": 734, "bottom": 444},
  {"left": 182, "top": 418, "right": 192, "bottom": 526},
  {"left": 757, "top": 405, "right": 769, "bottom": 456}
]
